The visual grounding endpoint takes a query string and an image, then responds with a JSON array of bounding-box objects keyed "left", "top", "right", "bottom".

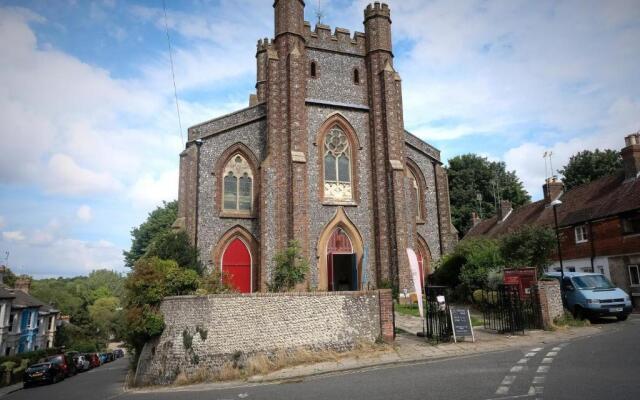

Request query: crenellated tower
[
  {"left": 364, "top": 2, "right": 411, "bottom": 291},
  {"left": 259, "top": 0, "right": 310, "bottom": 289}
]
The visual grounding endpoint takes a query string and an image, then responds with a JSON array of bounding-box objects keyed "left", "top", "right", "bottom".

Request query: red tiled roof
[{"left": 466, "top": 173, "right": 640, "bottom": 239}]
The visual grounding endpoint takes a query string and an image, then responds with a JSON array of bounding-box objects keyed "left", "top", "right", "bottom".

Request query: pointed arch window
[
  {"left": 223, "top": 154, "right": 253, "bottom": 213},
  {"left": 323, "top": 126, "right": 352, "bottom": 201},
  {"left": 408, "top": 169, "right": 421, "bottom": 220}
]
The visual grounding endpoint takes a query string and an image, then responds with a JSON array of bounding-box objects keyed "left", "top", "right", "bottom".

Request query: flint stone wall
[{"left": 134, "top": 290, "right": 392, "bottom": 386}]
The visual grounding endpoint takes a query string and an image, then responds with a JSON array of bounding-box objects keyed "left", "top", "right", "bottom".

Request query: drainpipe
[
  {"left": 588, "top": 220, "right": 596, "bottom": 271},
  {"left": 432, "top": 162, "right": 444, "bottom": 257},
  {"left": 194, "top": 139, "right": 204, "bottom": 251}
]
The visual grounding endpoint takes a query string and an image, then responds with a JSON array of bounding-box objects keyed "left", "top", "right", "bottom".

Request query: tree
[
  {"left": 268, "top": 240, "right": 309, "bottom": 292},
  {"left": 447, "top": 154, "right": 530, "bottom": 236},
  {"left": 123, "top": 201, "right": 178, "bottom": 268},
  {"left": 432, "top": 238, "right": 503, "bottom": 290},
  {"left": 500, "top": 225, "right": 556, "bottom": 275},
  {"left": 145, "top": 230, "right": 201, "bottom": 273},
  {"left": 88, "top": 296, "right": 123, "bottom": 340},
  {"left": 559, "top": 149, "right": 622, "bottom": 190}
]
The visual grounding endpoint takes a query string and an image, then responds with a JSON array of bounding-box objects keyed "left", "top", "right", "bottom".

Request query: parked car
[
  {"left": 45, "top": 354, "right": 76, "bottom": 378},
  {"left": 23, "top": 361, "right": 66, "bottom": 388},
  {"left": 545, "top": 272, "right": 633, "bottom": 321},
  {"left": 86, "top": 353, "right": 101, "bottom": 368},
  {"left": 99, "top": 353, "right": 108, "bottom": 364},
  {"left": 75, "top": 355, "right": 91, "bottom": 372},
  {"left": 106, "top": 352, "right": 115, "bottom": 362},
  {"left": 113, "top": 348, "right": 125, "bottom": 358}
]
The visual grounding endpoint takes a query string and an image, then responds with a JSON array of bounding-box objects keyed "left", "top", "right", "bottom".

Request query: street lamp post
[{"left": 551, "top": 199, "right": 564, "bottom": 281}]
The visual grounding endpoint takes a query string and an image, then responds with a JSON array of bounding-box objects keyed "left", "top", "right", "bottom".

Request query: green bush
[
  {"left": 268, "top": 240, "right": 309, "bottom": 292},
  {"left": 145, "top": 230, "right": 202, "bottom": 274},
  {"left": 500, "top": 225, "right": 556, "bottom": 275}
]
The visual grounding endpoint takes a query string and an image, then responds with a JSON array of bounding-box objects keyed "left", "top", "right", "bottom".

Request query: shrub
[
  {"left": 500, "top": 225, "right": 556, "bottom": 276},
  {"left": 268, "top": 240, "right": 309, "bottom": 292},
  {"left": 197, "top": 269, "right": 235, "bottom": 295},
  {"left": 145, "top": 230, "right": 202, "bottom": 274}
]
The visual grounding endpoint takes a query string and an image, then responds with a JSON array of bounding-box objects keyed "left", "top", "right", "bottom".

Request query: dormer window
[
  {"left": 310, "top": 61, "right": 317, "bottom": 78},
  {"left": 574, "top": 225, "right": 588, "bottom": 243}
]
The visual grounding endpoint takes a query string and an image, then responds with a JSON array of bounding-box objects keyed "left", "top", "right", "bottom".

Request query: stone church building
[{"left": 175, "top": 1, "right": 457, "bottom": 294}]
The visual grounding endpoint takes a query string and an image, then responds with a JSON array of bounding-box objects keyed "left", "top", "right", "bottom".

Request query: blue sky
[{"left": 0, "top": 0, "right": 638, "bottom": 278}]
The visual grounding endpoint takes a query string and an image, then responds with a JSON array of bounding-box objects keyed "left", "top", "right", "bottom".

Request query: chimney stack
[
  {"left": 543, "top": 176, "right": 564, "bottom": 205},
  {"left": 497, "top": 200, "right": 512, "bottom": 222},
  {"left": 622, "top": 132, "right": 640, "bottom": 180},
  {"left": 471, "top": 212, "right": 481, "bottom": 227},
  {"left": 14, "top": 276, "right": 31, "bottom": 294}
]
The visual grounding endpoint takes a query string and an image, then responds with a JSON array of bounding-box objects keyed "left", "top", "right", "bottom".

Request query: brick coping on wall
[{"left": 163, "top": 289, "right": 392, "bottom": 301}]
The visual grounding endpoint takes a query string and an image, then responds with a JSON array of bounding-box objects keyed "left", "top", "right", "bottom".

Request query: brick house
[
  {"left": 175, "top": 1, "right": 457, "bottom": 295},
  {"left": 466, "top": 133, "right": 640, "bottom": 310}
]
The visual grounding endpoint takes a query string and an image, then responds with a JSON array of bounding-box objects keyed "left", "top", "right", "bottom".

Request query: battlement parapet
[
  {"left": 257, "top": 38, "right": 276, "bottom": 53},
  {"left": 303, "top": 21, "right": 366, "bottom": 56},
  {"left": 364, "top": 2, "right": 391, "bottom": 21}
]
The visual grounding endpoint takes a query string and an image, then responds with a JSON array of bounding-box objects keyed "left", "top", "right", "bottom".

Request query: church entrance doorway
[
  {"left": 221, "top": 238, "right": 252, "bottom": 293},
  {"left": 327, "top": 228, "right": 358, "bottom": 291}
]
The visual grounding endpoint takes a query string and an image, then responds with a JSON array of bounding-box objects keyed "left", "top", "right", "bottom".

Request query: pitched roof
[
  {"left": 0, "top": 286, "right": 15, "bottom": 299},
  {"left": 466, "top": 172, "right": 640, "bottom": 239},
  {"left": 0, "top": 284, "right": 58, "bottom": 313}
]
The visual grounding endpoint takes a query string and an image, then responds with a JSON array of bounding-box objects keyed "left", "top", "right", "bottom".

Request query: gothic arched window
[
  {"left": 222, "top": 154, "right": 253, "bottom": 213},
  {"left": 407, "top": 162, "right": 426, "bottom": 222},
  {"left": 408, "top": 169, "right": 421, "bottom": 220},
  {"left": 323, "top": 126, "right": 352, "bottom": 201}
]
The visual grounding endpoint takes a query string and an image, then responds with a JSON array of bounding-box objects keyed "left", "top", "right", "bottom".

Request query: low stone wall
[
  {"left": 134, "top": 289, "right": 393, "bottom": 386},
  {"left": 535, "top": 280, "right": 563, "bottom": 329}
]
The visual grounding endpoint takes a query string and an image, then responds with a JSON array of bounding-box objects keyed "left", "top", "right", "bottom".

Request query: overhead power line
[{"left": 162, "top": 0, "right": 184, "bottom": 146}]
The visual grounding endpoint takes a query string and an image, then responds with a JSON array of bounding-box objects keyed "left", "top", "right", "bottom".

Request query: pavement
[{"left": 130, "top": 312, "right": 603, "bottom": 393}]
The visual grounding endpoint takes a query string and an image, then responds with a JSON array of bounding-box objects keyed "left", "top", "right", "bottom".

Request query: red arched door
[
  {"left": 327, "top": 228, "right": 356, "bottom": 291},
  {"left": 222, "top": 238, "right": 251, "bottom": 293}
]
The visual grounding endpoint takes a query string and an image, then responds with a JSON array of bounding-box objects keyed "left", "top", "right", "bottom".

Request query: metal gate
[
  {"left": 424, "top": 285, "right": 452, "bottom": 342},
  {"left": 480, "top": 284, "right": 542, "bottom": 334}
]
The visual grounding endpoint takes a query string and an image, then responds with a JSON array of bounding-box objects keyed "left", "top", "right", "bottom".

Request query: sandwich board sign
[{"left": 449, "top": 308, "right": 475, "bottom": 343}]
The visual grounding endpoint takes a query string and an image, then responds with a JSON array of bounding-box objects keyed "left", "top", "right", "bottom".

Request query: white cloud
[
  {"left": 129, "top": 169, "right": 179, "bottom": 209},
  {"left": 2, "top": 231, "right": 25, "bottom": 242},
  {"left": 76, "top": 205, "right": 93, "bottom": 222},
  {"left": 43, "top": 154, "right": 123, "bottom": 195}
]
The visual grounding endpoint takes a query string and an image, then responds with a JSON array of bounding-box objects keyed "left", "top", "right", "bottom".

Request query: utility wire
[{"left": 162, "top": 0, "right": 184, "bottom": 145}]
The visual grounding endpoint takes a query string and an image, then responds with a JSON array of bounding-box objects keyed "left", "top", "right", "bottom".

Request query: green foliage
[
  {"left": 446, "top": 154, "right": 530, "bottom": 236},
  {"left": 196, "top": 325, "right": 208, "bottom": 341},
  {"left": 54, "top": 324, "right": 105, "bottom": 353},
  {"left": 268, "top": 240, "right": 309, "bottom": 292},
  {"left": 145, "top": 230, "right": 201, "bottom": 273},
  {"left": 182, "top": 329, "right": 193, "bottom": 350},
  {"left": 88, "top": 296, "right": 123, "bottom": 339},
  {"left": 500, "top": 225, "right": 556, "bottom": 275},
  {"left": 123, "top": 257, "right": 199, "bottom": 359},
  {"left": 559, "top": 149, "right": 622, "bottom": 190},
  {"left": 2, "top": 267, "right": 17, "bottom": 288},
  {"left": 196, "top": 268, "right": 235, "bottom": 295},
  {"left": 123, "top": 201, "right": 178, "bottom": 268}
]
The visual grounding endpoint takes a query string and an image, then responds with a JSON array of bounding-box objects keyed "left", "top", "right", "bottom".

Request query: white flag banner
[{"left": 406, "top": 248, "right": 424, "bottom": 318}]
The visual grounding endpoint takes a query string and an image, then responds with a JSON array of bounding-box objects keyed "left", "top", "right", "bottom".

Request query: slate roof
[
  {"left": 0, "top": 286, "right": 16, "bottom": 299},
  {"left": 0, "top": 284, "right": 58, "bottom": 313},
  {"left": 466, "top": 172, "right": 640, "bottom": 239}
]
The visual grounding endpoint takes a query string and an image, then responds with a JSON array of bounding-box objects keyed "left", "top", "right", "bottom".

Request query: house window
[
  {"left": 48, "top": 317, "right": 54, "bottom": 331},
  {"left": 8, "top": 313, "right": 15, "bottom": 332},
  {"left": 629, "top": 265, "right": 640, "bottom": 286},
  {"left": 222, "top": 155, "right": 253, "bottom": 213},
  {"left": 353, "top": 68, "right": 360, "bottom": 84},
  {"left": 598, "top": 266, "right": 605, "bottom": 274},
  {"left": 310, "top": 61, "right": 317, "bottom": 78},
  {"left": 323, "top": 126, "right": 352, "bottom": 201},
  {"left": 622, "top": 213, "right": 640, "bottom": 235},
  {"left": 567, "top": 267, "right": 576, "bottom": 272},
  {"left": 574, "top": 225, "right": 588, "bottom": 243}
]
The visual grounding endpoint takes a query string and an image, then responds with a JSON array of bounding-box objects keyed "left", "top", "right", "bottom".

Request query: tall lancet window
[
  {"left": 323, "top": 126, "right": 352, "bottom": 201},
  {"left": 223, "top": 155, "right": 253, "bottom": 212}
]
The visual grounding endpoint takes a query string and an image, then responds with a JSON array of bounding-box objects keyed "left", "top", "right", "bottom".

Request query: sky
[{"left": 0, "top": 0, "right": 638, "bottom": 278}]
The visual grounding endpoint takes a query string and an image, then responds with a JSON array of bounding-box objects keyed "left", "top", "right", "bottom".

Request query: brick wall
[
  {"left": 134, "top": 289, "right": 394, "bottom": 386},
  {"left": 534, "top": 280, "right": 563, "bottom": 330}
]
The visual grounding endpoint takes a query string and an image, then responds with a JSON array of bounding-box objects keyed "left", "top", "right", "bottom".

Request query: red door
[{"left": 222, "top": 238, "right": 251, "bottom": 293}]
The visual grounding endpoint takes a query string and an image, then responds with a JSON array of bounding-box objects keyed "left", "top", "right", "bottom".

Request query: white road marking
[
  {"left": 546, "top": 351, "right": 557, "bottom": 357},
  {"left": 501, "top": 375, "right": 517, "bottom": 385},
  {"left": 528, "top": 387, "right": 536, "bottom": 396},
  {"left": 552, "top": 347, "right": 561, "bottom": 351},
  {"left": 532, "top": 376, "right": 545, "bottom": 384},
  {"left": 525, "top": 352, "right": 536, "bottom": 357},
  {"left": 496, "top": 386, "right": 510, "bottom": 395},
  {"left": 531, "top": 347, "right": 543, "bottom": 352},
  {"left": 517, "top": 358, "right": 528, "bottom": 364},
  {"left": 541, "top": 357, "right": 553, "bottom": 364},
  {"left": 510, "top": 365, "right": 525, "bottom": 372},
  {"left": 537, "top": 366, "right": 550, "bottom": 373}
]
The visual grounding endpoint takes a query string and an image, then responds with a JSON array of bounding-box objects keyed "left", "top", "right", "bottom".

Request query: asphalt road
[{"left": 8, "top": 315, "right": 639, "bottom": 400}]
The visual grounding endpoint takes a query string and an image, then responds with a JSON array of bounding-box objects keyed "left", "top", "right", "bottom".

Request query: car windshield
[
  {"left": 572, "top": 275, "right": 615, "bottom": 290},
  {"left": 46, "top": 356, "right": 63, "bottom": 364}
]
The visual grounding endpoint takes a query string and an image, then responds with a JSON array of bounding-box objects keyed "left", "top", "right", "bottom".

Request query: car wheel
[{"left": 617, "top": 314, "right": 628, "bottom": 321}]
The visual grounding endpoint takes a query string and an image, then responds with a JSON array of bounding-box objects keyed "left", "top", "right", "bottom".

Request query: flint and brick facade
[{"left": 176, "top": 1, "right": 457, "bottom": 295}]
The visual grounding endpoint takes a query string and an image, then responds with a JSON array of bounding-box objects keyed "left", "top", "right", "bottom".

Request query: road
[{"left": 8, "top": 315, "right": 639, "bottom": 400}]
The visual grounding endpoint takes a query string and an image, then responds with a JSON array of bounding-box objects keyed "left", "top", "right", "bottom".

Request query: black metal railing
[
  {"left": 424, "top": 285, "right": 452, "bottom": 342},
  {"left": 480, "top": 284, "right": 542, "bottom": 334}
]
